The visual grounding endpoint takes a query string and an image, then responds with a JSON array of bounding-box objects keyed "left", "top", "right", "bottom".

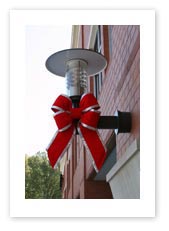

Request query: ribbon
[{"left": 46, "top": 93, "right": 107, "bottom": 172}]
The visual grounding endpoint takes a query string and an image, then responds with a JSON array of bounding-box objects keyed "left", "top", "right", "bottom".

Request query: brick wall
[
  {"left": 98, "top": 25, "right": 140, "bottom": 160},
  {"left": 62, "top": 25, "right": 140, "bottom": 198}
]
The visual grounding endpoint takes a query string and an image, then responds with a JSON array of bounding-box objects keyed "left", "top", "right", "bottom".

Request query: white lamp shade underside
[{"left": 45, "top": 48, "right": 107, "bottom": 77}]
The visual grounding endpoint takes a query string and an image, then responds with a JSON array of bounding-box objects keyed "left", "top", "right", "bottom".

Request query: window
[
  {"left": 73, "top": 136, "right": 81, "bottom": 172},
  {"left": 93, "top": 26, "right": 103, "bottom": 99},
  {"left": 94, "top": 26, "right": 102, "bottom": 53}
]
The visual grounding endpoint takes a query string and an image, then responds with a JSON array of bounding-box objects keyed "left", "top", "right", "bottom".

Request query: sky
[{"left": 25, "top": 25, "right": 72, "bottom": 155}]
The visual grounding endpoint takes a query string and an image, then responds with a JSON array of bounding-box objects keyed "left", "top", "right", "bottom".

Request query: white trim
[
  {"left": 90, "top": 109, "right": 100, "bottom": 113},
  {"left": 81, "top": 92, "right": 89, "bottom": 99},
  {"left": 71, "top": 25, "right": 81, "bottom": 48},
  {"left": 80, "top": 92, "right": 94, "bottom": 100},
  {"left": 96, "top": 129, "right": 107, "bottom": 154},
  {"left": 53, "top": 110, "right": 71, "bottom": 117},
  {"left": 53, "top": 128, "right": 76, "bottom": 169},
  {"left": 82, "top": 105, "right": 100, "bottom": 112},
  {"left": 77, "top": 126, "right": 99, "bottom": 173},
  {"left": 87, "top": 25, "right": 98, "bottom": 50},
  {"left": 46, "top": 130, "right": 58, "bottom": 150},
  {"left": 58, "top": 124, "right": 72, "bottom": 132},
  {"left": 53, "top": 110, "right": 64, "bottom": 117},
  {"left": 80, "top": 122, "right": 97, "bottom": 131},
  {"left": 51, "top": 105, "right": 64, "bottom": 112},
  {"left": 77, "top": 122, "right": 107, "bottom": 173},
  {"left": 106, "top": 139, "right": 140, "bottom": 182}
]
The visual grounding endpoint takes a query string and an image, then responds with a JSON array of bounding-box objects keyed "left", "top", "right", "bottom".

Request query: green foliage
[{"left": 25, "top": 152, "right": 62, "bottom": 199}]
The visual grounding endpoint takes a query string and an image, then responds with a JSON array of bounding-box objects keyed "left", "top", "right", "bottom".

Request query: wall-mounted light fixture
[
  {"left": 45, "top": 48, "right": 131, "bottom": 171},
  {"left": 46, "top": 48, "right": 131, "bottom": 134}
]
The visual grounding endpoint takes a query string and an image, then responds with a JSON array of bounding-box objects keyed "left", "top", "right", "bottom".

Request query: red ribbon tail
[
  {"left": 46, "top": 125, "right": 74, "bottom": 168},
  {"left": 78, "top": 125, "right": 107, "bottom": 172}
]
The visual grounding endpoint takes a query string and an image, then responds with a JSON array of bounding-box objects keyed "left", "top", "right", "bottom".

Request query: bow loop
[
  {"left": 51, "top": 94, "right": 72, "bottom": 112},
  {"left": 54, "top": 112, "right": 72, "bottom": 131},
  {"left": 80, "top": 93, "right": 100, "bottom": 112}
]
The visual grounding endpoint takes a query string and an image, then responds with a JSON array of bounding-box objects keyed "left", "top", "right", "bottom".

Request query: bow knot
[
  {"left": 70, "top": 108, "right": 82, "bottom": 120},
  {"left": 46, "top": 93, "right": 107, "bottom": 172}
]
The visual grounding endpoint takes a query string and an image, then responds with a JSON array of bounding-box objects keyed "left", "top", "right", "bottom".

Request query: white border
[{"left": 10, "top": 10, "right": 155, "bottom": 217}]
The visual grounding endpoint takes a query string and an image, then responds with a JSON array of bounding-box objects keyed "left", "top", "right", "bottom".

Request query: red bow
[{"left": 46, "top": 93, "right": 107, "bottom": 172}]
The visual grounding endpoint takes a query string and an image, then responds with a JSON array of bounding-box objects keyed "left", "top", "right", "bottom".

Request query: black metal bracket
[
  {"left": 70, "top": 95, "right": 132, "bottom": 134},
  {"left": 98, "top": 111, "right": 131, "bottom": 134}
]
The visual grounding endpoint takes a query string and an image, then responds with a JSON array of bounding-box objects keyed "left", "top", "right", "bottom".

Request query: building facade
[{"left": 60, "top": 25, "right": 140, "bottom": 199}]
